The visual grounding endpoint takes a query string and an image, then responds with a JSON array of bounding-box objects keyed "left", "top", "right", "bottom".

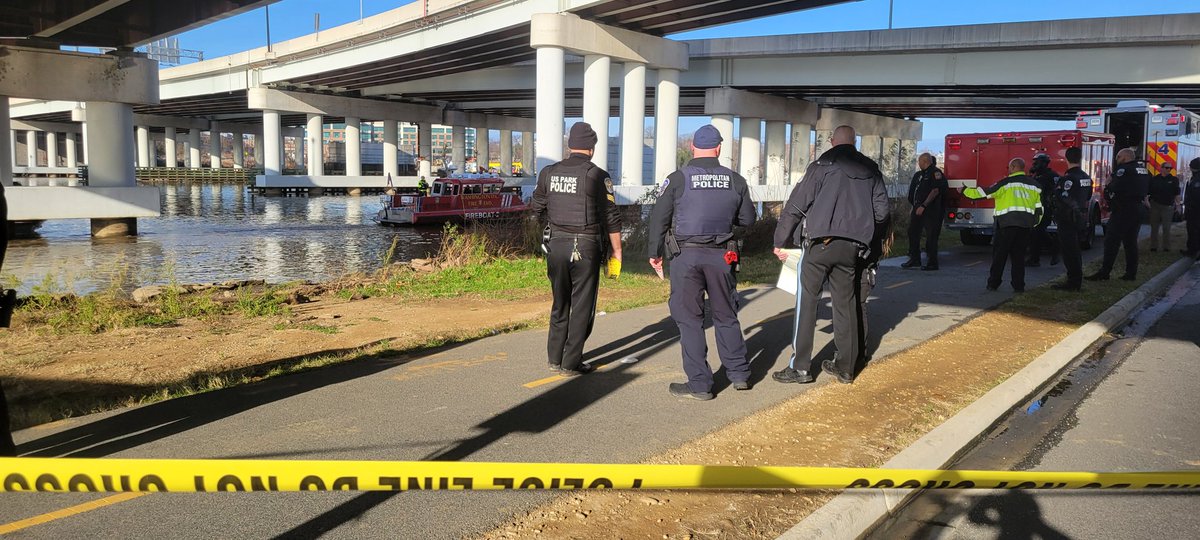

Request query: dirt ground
[{"left": 479, "top": 311, "right": 1076, "bottom": 540}]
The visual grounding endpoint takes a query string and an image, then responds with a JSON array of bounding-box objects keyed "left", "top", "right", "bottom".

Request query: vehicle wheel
[{"left": 960, "top": 230, "right": 992, "bottom": 246}]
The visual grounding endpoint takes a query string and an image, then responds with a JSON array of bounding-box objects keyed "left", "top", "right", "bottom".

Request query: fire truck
[
  {"left": 942, "top": 130, "right": 1115, "bottom": 248},
  {"left": 1076, "top": 100, "right": 1200, "bottom": 177}
]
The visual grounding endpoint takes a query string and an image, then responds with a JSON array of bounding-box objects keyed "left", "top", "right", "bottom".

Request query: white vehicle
[{"left": 1075, "top": 100, "right": 1200, "bottom": 179}]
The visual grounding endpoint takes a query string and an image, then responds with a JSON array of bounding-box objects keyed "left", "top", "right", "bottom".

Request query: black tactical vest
[
  {"left": 674, "top": 165, "right": 740, "bottom": 238},
  {"left": 546, "top": 160, "right": 597, "bottom": 229}
]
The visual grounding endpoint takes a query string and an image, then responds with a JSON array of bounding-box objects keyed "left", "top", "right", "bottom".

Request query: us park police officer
[
  {"left": 648, "top": 125, "right": 757, "bottom": 401},
  {"left": 529, "top": 122, "right": 623, "bottom": 376}
]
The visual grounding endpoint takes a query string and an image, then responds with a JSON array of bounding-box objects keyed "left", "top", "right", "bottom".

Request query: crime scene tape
[{"left": 3, "top": 458, "right": 1200, "bottom": 493}]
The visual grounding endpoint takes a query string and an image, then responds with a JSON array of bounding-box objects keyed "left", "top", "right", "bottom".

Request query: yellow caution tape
[{"left": 2, "top": 458, "right": 1199, "bottom": 493}]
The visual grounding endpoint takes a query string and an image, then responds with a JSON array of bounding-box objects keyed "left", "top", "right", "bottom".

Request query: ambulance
[
  {"left": 942, "top": 130, "right": 1115, "bottom": 248},
  {"left": 1075, "top": 100, "right": 1200, "bottom": 177}
]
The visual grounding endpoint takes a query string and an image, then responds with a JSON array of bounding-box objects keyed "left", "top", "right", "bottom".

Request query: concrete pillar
[
  {"left": 815, "top": 129, "right": 834, "bottom": 158},
  {"left": 765, "top": 120, "right": 786, "bottom": 186},
  {"left": 739, "top": 117, "right": 762, "bottom": 184},
  {"left": 520, "top": 131, "right": 534, "bottom": 176},
  {"left": 232, "top": 134, "right": 245, "bottom": 168},
  {"left": 253, "top": 133, "right": 264, "bottom": 168},
  {"left": 860, "top": 134, "right": 883, "bottom": 163},
  {"left": 148, "top": 134, "right": 157, "bottom": 167},
  {"left": 899, "top": 139, "right": 919, "bottom": 185},
  {"left": 263, "top": 109, "right": 282, "bottom": 176},
  {"left": 208, "top": 122, "right": 221, "bottom": 169},
  {"left": 451, "top": 125, "right": 466, "bottom": 173},
  {"left": 25, "top": 130, "right": 37, "bottom": 167},
  {"left": 135, "top": 126, "right": 149, "bottom": 167},
  {"left": 499, "top": 129, "right": 513, "bottom": 176},
  {"left": 654, "top": 68, "right": 680, "bottom": 185},
  {"left": 306, "top": 113, "right": 323, "bottom": 175},
  {"left": 0, "top": 97, "right": 11, "bottom": 185},
  {"left": 475, "top": 126, "right": 490, "bottom": 172},
  {"left": 383, "top": 120, "right": 399, "bottom": 177},
  {"left": 65, "top": 132, "right": 77, "bottom": 168},
  {"left": 582, "top": 54, "right": 611, "bottom": 167},
  {"left": 46, "top": 131, "right": 59, "bottom": 167},
  {"left": 85, "top": 101, "right": 137, "bottom": 236},
  {"left": 418, "top": 122, "right": 432, "bottom": 178},
  {"left": 345, "top": 117, "right": 361, "bottom": 176},
  {"left": 711, "top": 114, "right": 734, "bottom": 170},
  {"left": 789, "top": 123, "right": 811, "bottom": 183},
  {"left": 188, "top": 129, "right": 201, "bottom": 168},
  {"left": 535, "top": 45, "right": 565, "bottom": 174},
  {"left": 882, "top": 136, "right": 901, "bottom": 187},
  {"left": 619, "top": 62, "right": 646, "bottom": 185},
  {"left": 164, "top": 127, "right": 177, "bottom": 167}
]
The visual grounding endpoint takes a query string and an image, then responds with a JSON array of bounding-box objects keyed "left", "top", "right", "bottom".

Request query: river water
[{"left": 3, "top": 183, "right": 445, "bottom": 294}]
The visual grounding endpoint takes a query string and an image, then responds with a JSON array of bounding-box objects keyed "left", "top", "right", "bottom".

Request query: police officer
[
  {"left": 529, "top": 122, "right": 623, "bottom": 376},
  {"left": 1, "top": 179, "right": 15, "bottom": 456},
  {"left": 1087, "top": 148, "right": 1150, "bottom": 281},
  {"left": 1147, "top": 162, "right": 1180, "bottom": 252},
  {"left": 1051, "top": 147, "right": 1092, "bottom": 291},
  {"left": 1026, "top": 153, "right": 1059, "bottom": 267},
  {"left": 771, "top": 125, "right": 889, "bottom": 385},
  {"left": 1183, "top": 158, "right": 1200, "bottom": 259},
  {"left": 648, "top": 125, "right": 756, "bottom": 400},
  {"left": 962, "top": 158, "right": 1043, "bottom": 292},
  {"left": 902, "top": 153, "right": 947, "bottom": 271}
]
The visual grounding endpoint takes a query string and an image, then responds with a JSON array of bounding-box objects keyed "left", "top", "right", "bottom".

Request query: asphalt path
[
  {"left": 1, "top": 239, "right": 1120, "bottom": 538},
  {"left": 874, "top": 263, "right": 1200, "bottom": 539}
]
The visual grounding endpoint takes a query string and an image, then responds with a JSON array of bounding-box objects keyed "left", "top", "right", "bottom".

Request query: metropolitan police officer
[
  {"left": 648, "top": 125, "right": 756, "bottom": 400},
  {"left": 1051, "top": 147, "right": 1092, "bottom": 291},
  {"left": 1183, "top": 158, "right": 1200, "bottom": 258},
  {"left": 902, "top": 153, "right": 947, "bottom": 271},
  {"left": 529, "top": 122, "right": 623, "bottom": 376},
  {"left": 771, "top": 125, "right": 889, "bottom": 385},
  {"left": 1, "top": 179, "right": 16, "bottom": 456},
  {"left": 1087, "top": 148, "right": 1150, "bottom": 281},
  {"left": 1027, "top": 153, "right": 1060, "bottom": 267}
]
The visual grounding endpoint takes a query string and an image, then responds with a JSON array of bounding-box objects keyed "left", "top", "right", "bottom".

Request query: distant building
[{"left": 322, "top": 122, "right": 476, "bottom": 159}]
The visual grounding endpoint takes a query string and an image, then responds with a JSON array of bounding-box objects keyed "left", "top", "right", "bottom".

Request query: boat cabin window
[
  {"left": 484, "top": 184, "right": 498, "bottom": 194},
  {"left": 468, "top": 184, "right": 482, "bottom": 194},
  {"left": 431, "top": 182, "right": 443, "bottom": 196}
]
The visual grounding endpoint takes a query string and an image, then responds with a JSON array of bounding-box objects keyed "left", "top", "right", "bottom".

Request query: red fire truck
[{"left": 942, "top": 130, "right": 1115, "bottom": 248}]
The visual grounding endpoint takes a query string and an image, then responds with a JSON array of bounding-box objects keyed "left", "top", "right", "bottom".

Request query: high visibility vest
[{"left": 964, "top": 172, "right": 1042, "bottom": 219}]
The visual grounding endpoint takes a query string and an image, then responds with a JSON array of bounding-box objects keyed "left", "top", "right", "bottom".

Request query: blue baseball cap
[{"left": 693, "top": 124, "right": 723, "bottom": 149}]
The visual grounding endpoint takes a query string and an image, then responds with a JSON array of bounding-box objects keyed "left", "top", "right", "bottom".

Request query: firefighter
[
  {"left": 648, "top": 125, "right": 757, "bottom": 400},
  {"left": 962, "top": 158, "right": 1043, "bottom": 292},
  {"left": 528, "top": 122, "right": 623, "bottom": 376},
  {"left": 1183, "top": 158, "right": 1200, "bottom": 259},
  {"left": 1087, "top": 148, "right": 1150, "bottom": 281},
  {"left": 416, "top": 176, "right": 429, "bottom": 196},
  {"left": 1, "top": 180, "right": 15, "bottom": 456},
  {"left": 902, "top": 153, "right": 947, "bottom": 271},
  {"left": 1026, "top": 153, "right": 1059, "bottom": 267},
  {"left": 771, "top": 125, "right": 889, "bottom": 385},
  {"left": 1051, "top": 147, "right": 1093, "bottom": 291},
  {"left": 1147, "top": 162, "right": 1180, "bottom": 252}
]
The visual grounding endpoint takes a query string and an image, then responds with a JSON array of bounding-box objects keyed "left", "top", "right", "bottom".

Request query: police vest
[
  {"left": 545, "top": 161, "right": 597, "bottom": 229},
  {"left": 673, "top": 165, "right": 740, "bottom": 238}
]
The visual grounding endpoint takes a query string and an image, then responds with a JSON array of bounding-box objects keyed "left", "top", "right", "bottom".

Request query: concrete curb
[{"left": 778, "top": 256, "right": 1199, "bottom": 540}]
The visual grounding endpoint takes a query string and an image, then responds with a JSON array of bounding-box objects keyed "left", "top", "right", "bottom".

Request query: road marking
[
  {"left": 0, "top": 492, "right": 146, "bottom": 534},
  {"left": 884, "top": 280, "right": 913, "bottom": 290},
  {"left": 523, "top": 362, "right": 618, "bottom": 389},
  {"left": 965, "top": 260, "right": 984, "bottom": 267}
]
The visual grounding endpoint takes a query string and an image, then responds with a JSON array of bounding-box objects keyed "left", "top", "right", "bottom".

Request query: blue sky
[{"left": 172, "top": 0, "right": 1191, "bottom": 152}]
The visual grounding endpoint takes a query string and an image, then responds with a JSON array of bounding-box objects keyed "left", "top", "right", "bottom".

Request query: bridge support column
[
  {"left": 582, "top": 54, "right": 611, "bottom": 167},
  {"left": 346, "top": 116, "right": 361, "bottom": 176},
  {"left": 711, "top": 115, "right": 734, "bottom": 170},
  {"left": 499, "top": 129, "right": 513, "bottom": 176},
  {"left": 164, "top": 127, "right": 177, "bottom": 167},
  {"left": 620, "top": 62, "right": 646, "bottom": 186},
  {"left": 232, "top": 134, "right": 245, "bottom": 168},
  {"left": 383, "top": 120, "right": 399, "bottom": 177},
  {"left": 85, "top": 101, "right": 137, "bottom": 237},
  {"left": 860, "top": 134, "right": 882, "bottom": 163},
  {"left": 263, "top": 109, "right": 282, "bottom": 176},
  {"left": 136, "top": 126, "right": 149, "bottom": 167},
  {"left": 0, "top": 97, "right": 11, "bottom": 186},
  {"left": 208, "top": 121, "right": 221, "bottom": 169},
  {"left": 306, "top": 114, "right": 323, "bottom": 175},
  {"left": 881, "top": 136, "right": 900, "bottom": 187},
  {"left": 534, "top": 45, "right": 565, "bottom": 174},
  {"left": 476, "top": 125, "right": 490, "bottom": 173},
  {"left": 188, "top": 129, "right": 201, "bottom": 168},
  {"left": 253, "top": 133, "right": 264, "bottom": 168},
  {"left": 790, "top": 123, "right": 811, "bottom": 183},
  {"left": 65, "top": 132, "right": 77, "bottom": 168},
  {"left": 520, "top": 131, "right": 534, "bottom": 176},
  {"left": 815, "top": 129, "right": 833, "bottom": 158},
  {"left": 418, "top": 122, "right": 432, "bottom": 179},
  {"left": 899, "top": 139, "right": 918, "bottom": 186},
  {"left": 739, "top": 117, "right": 762, "bottom": 184},
  {"left": 25, "top": 130, "right": 37, "bottom": 167},
  {"left": 451, "top": 125, "right": 466, "bottom": 174},
  {"left": 148, "top": 134, "right": 157, "bottom": 168},
  {"left": 765, "top": 120, "right": 786, "bottom": 186},
  {"left": 654, "top": 68, "right": 679, "bottom": 185},
  {"left": 46, "top": 131, "right": 59, "bottom": 167}
]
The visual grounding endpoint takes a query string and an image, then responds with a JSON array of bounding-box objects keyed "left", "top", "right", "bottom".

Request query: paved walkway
[{"left": 1, "top": 242, "right": 1117, "bottom": 538}]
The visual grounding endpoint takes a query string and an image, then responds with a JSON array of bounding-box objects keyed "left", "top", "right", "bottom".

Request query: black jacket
[
  {"left": 1055, "top": 166, "right": 1092, "bottom": 225},
  {"left": 1185, "top": 169, "right": 1200, "bottom": 218},
  {"left": 1148, "top": 174, "right": 1180, "bottom": 205},
  {"left": 908, "top": 165, "right": 946, "bottom": 209},
  {"left": 529, "top": 153, "right": 623, "bottom": 235},
  {"left": 1105, "top": 160, "right": 1150, "bottom": 216},
  {"left": 647, "top": 157, "right": 756, "bottom": 258},
  {"left": 774, "top": 144, "right": 889, "bottom": 249}
]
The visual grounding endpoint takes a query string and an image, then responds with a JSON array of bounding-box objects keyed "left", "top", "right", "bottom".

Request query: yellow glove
[{"left": 606, "top": 257, "right": 622, "bottom": 279}]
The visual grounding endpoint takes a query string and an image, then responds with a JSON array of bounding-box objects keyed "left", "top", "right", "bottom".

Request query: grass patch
[{"left": 299, "top": 323, "right": 340, "bottom": 335}]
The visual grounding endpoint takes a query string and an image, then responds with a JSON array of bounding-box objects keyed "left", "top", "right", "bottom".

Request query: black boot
[{"left": 0, "top": 289, "right": 15, "bottom": 328}]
